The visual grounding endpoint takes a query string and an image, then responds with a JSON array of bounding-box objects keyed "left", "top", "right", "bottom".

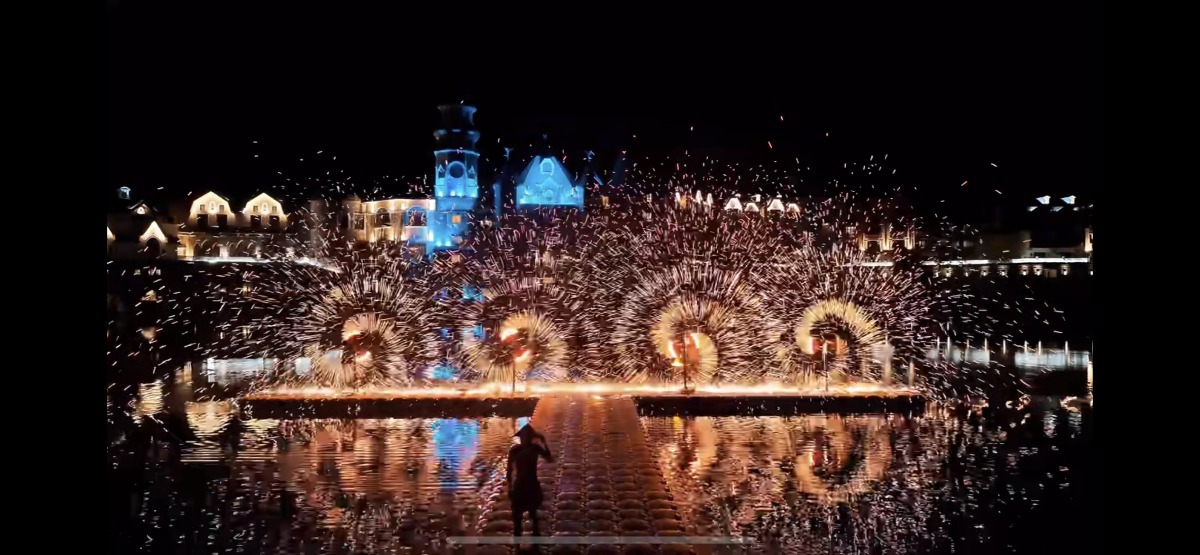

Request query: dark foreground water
[{"left": 108, "top": 366, "right": 1091, "bottom": 554}]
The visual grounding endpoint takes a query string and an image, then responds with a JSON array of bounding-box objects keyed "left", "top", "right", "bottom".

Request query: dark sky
[{"left": 107, "top": 3, "right": 1092, "bottom": 216}]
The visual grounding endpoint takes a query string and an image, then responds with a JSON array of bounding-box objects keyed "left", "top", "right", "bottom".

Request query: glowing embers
[
  {"left": 794, "top": 299, "right": 886, "bottom": 367},
  {"left": 456, "top": 276, "right": 579, "bottom": 386},
  {"left": 253, "top": 258, "right": 442, "bottom": 391},
  {"left": 307, "top": 312, "right": 409, "bottom": 389},
  {"left": 462, "top": 311, "right": 570, "bottom": 386},
  {"left": 607, "top": 265, "right": 779, "bottom": 384}
]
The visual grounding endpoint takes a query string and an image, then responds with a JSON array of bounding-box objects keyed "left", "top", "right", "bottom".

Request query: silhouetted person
[{"left": 507, "top": 424, "right": 553, "bottom": 538}]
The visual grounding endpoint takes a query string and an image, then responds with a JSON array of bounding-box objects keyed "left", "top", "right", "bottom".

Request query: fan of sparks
[
  {"left": 450, "top": 271, "right": 579, "bottom": 385},
  {"left": 204, "top": 152, "right": 1051, "bottom": 394},
  {"left": 243, "top": 256, "right": 441, "bottom": 389}
]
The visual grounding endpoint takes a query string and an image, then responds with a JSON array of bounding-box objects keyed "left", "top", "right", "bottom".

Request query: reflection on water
[
  {"left": 110, "top": 367, "right": 1091, "bottom": 554},
  {"left": 109, "top": 369, "right": 523, "bottom": 554},
  {"left": 644, "top": 408, "right": 1091, "bottom": 554}
]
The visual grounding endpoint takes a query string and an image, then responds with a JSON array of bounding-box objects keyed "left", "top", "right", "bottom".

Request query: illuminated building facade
[
  {"left": 677, "top": 191, "right": 1093, "bottom": 277},
  {"left": 341, "top": 105, "right": 484, "bottom": 256},
  {"left": 107, "top": 185, "right": 309, "bottom": 263},
  {"left": 107, "top": 189, "right": 181, "bottom": 260},
  {"left": 514, "top": 154, "right": 585, "bottom": 210},
  {"left": 341, "top": 107, "right": 598, "bottom": 258},
  {"left": 176, "top": 191, "right": 306, "bottom": 260}
]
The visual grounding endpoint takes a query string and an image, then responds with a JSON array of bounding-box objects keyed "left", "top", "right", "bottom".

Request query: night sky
[{"left": 107, "top": 3, "right": 1092, "bottom": 219}]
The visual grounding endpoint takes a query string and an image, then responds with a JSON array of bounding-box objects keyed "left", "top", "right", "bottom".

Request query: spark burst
[
  {"left": 175, "top": 152, "right": 1070, "bottom": 399},
  {"left": 244, "top": 256, "right": 441, "bottom": 390},
  {"left": 452, "top": 274, "right": 578, "bottom": 384}
]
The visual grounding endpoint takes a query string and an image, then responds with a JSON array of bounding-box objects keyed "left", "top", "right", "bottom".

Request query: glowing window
[
  {"left": 261, "top": 202, "right": 269, "bottom": 214},
  {"left": 208, "top": 201, "right": 217, "bottom": 213},
  {"left": 135, "top": 206, "right": 147, "bottom": 215},
  {"left": 452, "top": 215, "right": 462, "bottom": 224},
  {"left": 218, "top": 204, "right": 225, "bottom": 213},
  {"left": 540, "top": 159, "right": 554, "bottom": 175},
  {"left": 118, "top": 186, "right": 131, "bottom": 200},
  {"left": 407, "top": 210, "right": 426, "bottom": 227}
]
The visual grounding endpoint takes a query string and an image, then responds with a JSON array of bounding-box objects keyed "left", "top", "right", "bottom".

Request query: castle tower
[{"left": 430, "top": 104, "right": 481, "bottom": 250}]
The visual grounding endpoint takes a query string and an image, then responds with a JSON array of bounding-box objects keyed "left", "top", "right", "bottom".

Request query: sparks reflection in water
[
  {"left": 644, "top": 406, "right": 1091, "bottom": 553},
  {"left": 110, "top": 382, "right": 524, "bottom": 553},
  {"left": 109, "top": 367, "right": 1089, "bottom": 554}
]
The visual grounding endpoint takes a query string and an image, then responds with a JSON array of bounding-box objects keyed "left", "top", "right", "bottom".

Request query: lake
[{"left": 108, "top": 363, "right": 1091, "bottom": 554}]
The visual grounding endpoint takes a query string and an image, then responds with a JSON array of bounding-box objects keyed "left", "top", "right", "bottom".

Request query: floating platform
[
  {"left": 632, "top": 392, "right": 927, "bottom": 416},
  {"left": 240, "top": 395, "right": 541, "bottom": 419}
]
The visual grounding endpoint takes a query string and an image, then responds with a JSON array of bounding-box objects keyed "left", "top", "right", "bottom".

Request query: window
[
  {"left": 118, "top": 187, "right": 131, "bottom": 200},
  {"left": 451, "top": 215, "right": 462, "bottom": 224},
  {"left": 208, "top": 201, "right": 217, "bottom": 213},
  {"left": 269, "top": 215, "right": 280, "bottom": 229},
  {"left": 218, "top": 204, "right": 225, "bottom": 213},
  {"left": 252, "top": 205, "right": 259, "bottom": 214},
  {"left": 540, "top": 159, "right": 554, "bottom": 175},
  {"left": 250, "top": 215, "right": 262, "bottom": 228},
  {"left": 271, "top": 205, "right": 278, "bottom": 214},
  {"left": 353, "top": 214, "right": 365, "bottom": 230},
  {"left": 261, "top": 202, "right": 270, "bottom": 214},
  {"left": 376, "top": 209, "right": 391, "bottom": 226},
  {"left": 407, "top": 210, "right": 426, "bottom": 226},
  {"left": 135, "top": 206, "right": 147, "bottom": 215}
]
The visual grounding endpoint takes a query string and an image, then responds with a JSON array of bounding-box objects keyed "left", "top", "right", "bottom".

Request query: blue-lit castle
[{"left": 338, "top": 104, "right": 592, "bottom": 257}]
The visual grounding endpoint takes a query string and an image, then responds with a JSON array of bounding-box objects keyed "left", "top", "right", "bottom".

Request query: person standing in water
[{"left": 507, "top": 423, "right": 553, "bottom": 538}]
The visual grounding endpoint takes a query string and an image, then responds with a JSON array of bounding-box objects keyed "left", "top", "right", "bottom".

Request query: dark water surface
[{"left": 108, "top": 366, "right": 1091, "bottom": 554}]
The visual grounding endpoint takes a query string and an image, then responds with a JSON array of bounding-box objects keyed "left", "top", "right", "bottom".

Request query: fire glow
[{"left": 243, "top": 381, "right": 921, "bottom": 401}]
